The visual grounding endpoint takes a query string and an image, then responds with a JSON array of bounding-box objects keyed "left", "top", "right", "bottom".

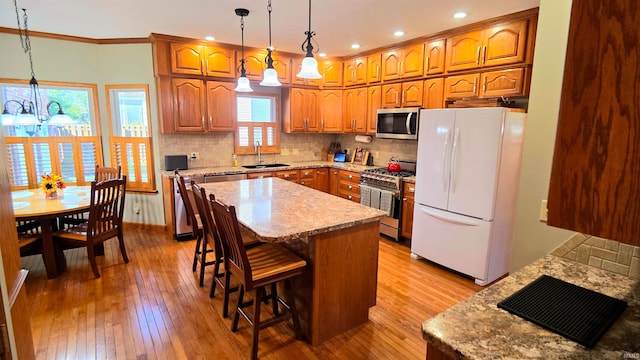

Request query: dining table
[
  {"left": 201, "top": 177, "right": 387, "bottom": 345},
  {"left": 12, "top": 186, "right": 92, "bottom": 279}
]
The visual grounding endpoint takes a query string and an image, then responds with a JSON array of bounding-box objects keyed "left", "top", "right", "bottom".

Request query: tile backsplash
[
  {"left": 551, "top": 233, "right": 640, "bottom": 279},
  {"left": 157, "top": 132, "right": 419, "bottom": 170}
]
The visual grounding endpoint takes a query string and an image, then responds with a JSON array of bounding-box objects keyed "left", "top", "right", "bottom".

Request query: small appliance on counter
[{"left": 164, "top": 155, "right": 188, "bottom": 171}]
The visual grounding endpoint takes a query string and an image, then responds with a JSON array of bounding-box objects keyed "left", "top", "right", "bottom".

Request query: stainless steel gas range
[{"left": 360, "top": 160, "right": 416, "bottom": 241}]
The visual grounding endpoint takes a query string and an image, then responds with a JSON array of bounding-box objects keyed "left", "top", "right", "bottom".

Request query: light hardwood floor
[{"left": 22, "top": 227, "right": 482, "bottom": 359}]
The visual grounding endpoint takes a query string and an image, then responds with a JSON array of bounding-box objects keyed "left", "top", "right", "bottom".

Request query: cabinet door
[
  {"left": 444, "top": 74, "right": 480, "bottom": 99},
  {"left": 321, "top": 60, "right": 343, "bottom": 88},
  {"left": 381, "top": 84, "right": 402, "bottom": 108},
  {"left": 241, "top": 50, "right": 266, "bottom": 81},
  {"left": 423, "top": 78, "right": 444, "bottom": 109},
  {"left": 367, "top": 53, "right": 382, "bottom": 83},
  {"left": 344, "top": 88, "right": 368, "bottom": 133},
  {"left": 314, "top": 168, "right": 330, "bottom": 193},
  {"left": 482, "top": 20, "right": 528, "bottom": 67},
  {"left": 170, "top": 43, "right": 203, "bottom": 75},
  {"left": 401, "top": 182, "right": 415, "bottom": 239},
  {"left": 401, "top": 80, "right": 424, "bottom": 107},
  {"left": 381, "top": 50, "right": 402, "bottom": 81},
  {"left": 343, "top": 59, "right": 356, "bottom": 87},
  {"left": 319, "top": 90, "right": 343, "bottom": 132},
  {"left": 353, "top": 57, "right": 368, "bottom": 85},
  {"left": 290, "top": 57, "right": 307, "bottom": 86},
  {"left": 367, "top": 86, "right": 382, "bottom": 134},
  {"left": 401, "top": 43, "right": 425, "bottom": 78},
  {"left": 329, "top": 169, "right": 339, "bottom": 196},
  {"left": 172, "top": 79, "right": 206, "bottom": 132},
  {"left": 203, "top": 46, "right": 235, "bottom": 78},
  {"left": 206, "top": 81, "right": 235, "bottom": 131},
  {"left": 446, "top": 30, "right": 483, "bottom": 72},
  {"left": 480, "top": 68, "right": 526, "bottom": 98},
  {"left": 305, "top": 90, "right": 320, "bottom": 131},
  {"left": 424, "top": 39, "right": 446, "bottom": 75},
  {"left": 272, "top": 54, "right": 292, "bottom": 85},
  {"left": 289, "top": 88, "right": 308, "bottom": 132}
]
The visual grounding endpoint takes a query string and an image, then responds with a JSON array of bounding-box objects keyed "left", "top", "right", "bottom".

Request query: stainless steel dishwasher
[{"left": 174, "top": 173, "right": 247, "bottom": 240}]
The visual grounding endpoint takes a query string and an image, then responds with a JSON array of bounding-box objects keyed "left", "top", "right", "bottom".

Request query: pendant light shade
[
  {"left": 260, "top": 0, "right": 282, "bottom": 87},
  {"left": 296, "top": 0, "right": 322, "bottom": 79},
  {"left": 234, "top": 8, "right": 253, "bottom": 93}
]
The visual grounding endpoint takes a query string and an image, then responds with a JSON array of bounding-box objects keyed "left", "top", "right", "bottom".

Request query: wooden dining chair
[
  {"left": 16, "top": 220, "right": 42, "bottom": 257},
  {"left": 210, "top": 197, "right": 306, "bottom": 360},
  {"left": 52, "top": 176, "right": 129, "bottom": 278},
  {"left": 175, "top": 171, "right": 210, "bottom": 286},
  {"left": 95, "top": 164, "right": 122, "bottom": 182}
]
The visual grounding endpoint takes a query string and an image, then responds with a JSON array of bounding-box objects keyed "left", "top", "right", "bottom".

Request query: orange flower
[{"left": 40, "top": 174, "right": 66, "bottom": 194}]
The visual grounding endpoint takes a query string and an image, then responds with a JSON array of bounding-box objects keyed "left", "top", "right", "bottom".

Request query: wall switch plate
[
  {"left": 539, "top": 199, "right": 548, "bottom": 222},
  {"left": 190, "top": 152, "right": 199, "bottom": 160}
]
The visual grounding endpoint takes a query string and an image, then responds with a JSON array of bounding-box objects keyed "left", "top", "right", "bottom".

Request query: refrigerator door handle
[
  {"left": 442, "top": 128, "right": 451, "bottom": 192},
  {"left": 419, "top": 206, "right": 482, "bottom": 226},
  {"left": 451, "top": 128, "right": 461, "bottom": 193}
]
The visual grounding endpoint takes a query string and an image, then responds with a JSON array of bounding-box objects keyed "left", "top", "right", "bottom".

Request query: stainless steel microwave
[{"left": 375, "top": 107, "right": 421, "bottom": 140}]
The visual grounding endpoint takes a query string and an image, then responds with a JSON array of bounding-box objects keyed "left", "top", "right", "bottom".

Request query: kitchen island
[
  {"left": 201, "top": 177, "right": 387, "bottom": 345},
  {"left": 422, "top": 255, "right": 640, "bottom": 359}
]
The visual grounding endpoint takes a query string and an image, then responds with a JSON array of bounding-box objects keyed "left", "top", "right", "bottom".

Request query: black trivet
[{"left": 497, "top": 275, "right": 627, "bottom": 348}]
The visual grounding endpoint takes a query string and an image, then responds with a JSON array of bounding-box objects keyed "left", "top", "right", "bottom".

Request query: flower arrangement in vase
[{"left": 40, "top": 174, "right": 66, "bottom": 199}]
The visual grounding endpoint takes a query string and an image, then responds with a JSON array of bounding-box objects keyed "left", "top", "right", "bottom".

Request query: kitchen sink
[{"left": 242, "top": 163, "right": 289, "bottom": 169}]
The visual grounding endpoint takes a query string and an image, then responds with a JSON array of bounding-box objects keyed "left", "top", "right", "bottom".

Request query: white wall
[
  {"left": 510, "top": 0, "right": 575, "bottom": 271},
  {"left": 0, "top": 34, "right": 165, "bottom": 225}
]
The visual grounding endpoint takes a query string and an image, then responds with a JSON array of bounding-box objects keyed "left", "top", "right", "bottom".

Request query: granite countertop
[
  {"left": 161, "top": 160, "right": 376, "bottom": 178},
  {"left": 200, "top": 177, "right": 387, "bottom": 243},
  {"left": 422, "top": 255, "right": 640, "bottom": 359}
]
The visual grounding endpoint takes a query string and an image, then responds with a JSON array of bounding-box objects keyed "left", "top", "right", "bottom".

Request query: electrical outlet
[
  {"left": 190, "top": 152, "right": 199, "bottom": 160},
  {"left": 539, "top": 199, "right": 548, "bottom": 222},
  {"left": 133, "top": 201, "right": 141, "bottom": 215}
]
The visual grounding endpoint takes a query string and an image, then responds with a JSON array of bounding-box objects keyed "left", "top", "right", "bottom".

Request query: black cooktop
[{"left": 364, "top": 168, "right": 415, "bottom": 177}]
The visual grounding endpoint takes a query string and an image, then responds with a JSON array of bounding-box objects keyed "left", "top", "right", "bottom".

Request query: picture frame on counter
[{"left": 351, "top": 148, "right": 369, "bottom": 165}]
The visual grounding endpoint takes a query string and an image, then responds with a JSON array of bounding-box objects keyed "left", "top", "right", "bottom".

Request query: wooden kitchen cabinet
[
  {"left": 446, "top": 20, "right": 528, "bottom": 72},
  {"left": 443, "top": 68, "right": 528, "bottom": 100},
  {"left": 329, "top": 168, "right": 340, "bottom": 196},
  {"left": 343, "top": 56, "right": 367, "bottom": 87},
  {"left": 367, "top": 85, "right": 382, "bottom": 134},
  {"left": 241, "top": 49, "right": 292, "bottom": 84},
  {"left": 205, "top": 81, "right": 235, "bottom": 131},
  {"left": 299, "top": 169, "right": 315, "bottom": 188},
  {"left": 423, "top": 78, "right": 445, "bottom": 109},
  {"left": 424, "top": 39, "right": 446, "bottom": 76},
  {"left": 170, "top": 42, "right": 235, "bottom": 78},
  {"left": 381, "top": 80, "right": 423, "bottom": 108},
  {"left": 275, "top": 169, "right": 299, "bottom": 183},
  {"left": 548, "top": 0, "right": 640, "bottom": 247},
  {"left": 381, "top": 43, "right": 425, "bottom": 81},
  {"left": 291, "top": 58, "right": 343, "bottom": 88},
  {"left": 283, "top": 88, "right": 319, "bottom": 133},
  {"left": 337, "top": 170, "right": 361, "bottom": 203},
  {"left": 343, "top": 88, "right": 368, "bottom": 133},
  {"left": 319, "top": 90, "right": 343, "bottom": 133},
  {"left": 169, "top": 78, "right": 206, "bottom": 132},
  {"left": 314, "top": 168, "right": 330, "bottom": 193},
  {"left": 401, "top": 182, "right": 415, "bottom": 239},
  {"left": 246, "top": 172, "right": 273, "bottom": 179},
  {"left": 367, "top": 53, "right": 382, "bottom": 84}
]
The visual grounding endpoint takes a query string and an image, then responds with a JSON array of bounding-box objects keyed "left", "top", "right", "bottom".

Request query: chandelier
[{"left": 1, "top": 1, "right": 72, "bottom": 126}]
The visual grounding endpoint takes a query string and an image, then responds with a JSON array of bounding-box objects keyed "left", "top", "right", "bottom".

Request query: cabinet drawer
[
  {"left": 246, "top": 172, "right": 273, "bottom": 179},
  {"left": 403, "top": 182, "right": 416, "bottom": 200},
  {"left": 338, "top": 181, "right": 360, "bottom": 196},
  {"left": 338, "top": 171, "right": 360, "bottom": 183},
  {"left": 275, "top": 170, "right": 300, "bottom": 183},
  {"left": 337, "top": 192, "right": 361, "bottom": 203},
  {"left": 299, "top": 169, "right": 315, "bottom": 179}
]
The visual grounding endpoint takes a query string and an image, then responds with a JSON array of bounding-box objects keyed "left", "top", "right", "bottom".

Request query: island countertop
[
  {"left": 422, "top": 255, "right": 640, "bottom": 359},
  {"left": 200, "top": 177, "right": 386, "bottom": 243}
]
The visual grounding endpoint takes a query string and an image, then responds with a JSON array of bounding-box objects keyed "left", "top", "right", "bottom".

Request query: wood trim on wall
[{"left": 0, "top": 27, "right": 149, "bottom": 44}]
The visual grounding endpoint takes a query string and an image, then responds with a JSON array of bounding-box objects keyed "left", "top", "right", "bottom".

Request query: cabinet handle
[
  {"left": 408, "top": 187, "right": 415, "bottom": 193},
  {"left": 348, "top": 185, "right": 353, "bottom": 190},
  {"left": 473, "top": 78, "right": 477, "bottom": 94},
  {"left": 301, "top": 181, "right": 305, "bottom": 185},
  {"left": 284, "top": 174, "right": 290, "bottom": 178},
  {"left": 348, "top": 195, "right": 352, "bottom": 200},
  {"left": 403, "top": 197, "right": 407, "bottom": 201},
  {"left": 201, "top": 116, "right": 205, "bottom": 129},
  {"left": 304, "top": 172, "right": 311, "bottom": 176},
  {"left": 201, "top": 59, "right": 205, "bottom": 74},
  {"left": 348, "top": 175, "right": 353, "bottom": 179},
  {"left": 334, "top": 171, "right": 338, "bottom": 175},
  {"left": 209, "top": 116, "right": 212, "bottom": 129},
  {"left": 321, "top": 118, "right": 324, "bottom": 130},
  {"left": 425, "top": 56, "right": 430, "bottom": 73},
  {"left": 482, "top": 46, "right": 487, "bottom": 64},
  {"left": 476, "top": 46, "right": 481, "bottom": 65},
  {"left": 400, "top": 61, "right": 404, "bottom": 75},
  {"left": 395, "top": 92, "right": 399, "bottom": 106},
  {"left": 376, "top": 65, "right": 380, "bottom": 78},
  {"left": 401, "top": 90, "right": 405, "bottom": 106},
  {"left": 483, "top": 75, "right": 487, "bottom": 93}
]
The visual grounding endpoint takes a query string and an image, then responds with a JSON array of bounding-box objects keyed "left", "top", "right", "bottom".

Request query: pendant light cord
[
  {"left": 13, "top": 0, "right": 35, "bottom": 79},
  {"left": 268, "top": 0, "right": 273, "bottom": 49}
]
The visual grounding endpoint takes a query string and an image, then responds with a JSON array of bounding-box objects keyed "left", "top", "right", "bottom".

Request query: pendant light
[
  {"left": 260, "top": 0, "right": 281, "bottom": 87},
  {"left": 234, "top": 8, "right": 253, "bottom": 92},
  {"left": 296, "top": 0, "right": 322, "bottom": 79}
]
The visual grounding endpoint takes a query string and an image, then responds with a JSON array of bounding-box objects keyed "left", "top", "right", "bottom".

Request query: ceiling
[{"left": 0, "top": 0, "right": 540, "bottom": 57}]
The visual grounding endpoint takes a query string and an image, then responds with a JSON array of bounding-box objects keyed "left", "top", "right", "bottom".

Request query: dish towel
[
  {"left": 380, "top": 189, "right": 395, "bottom": 216},
  {"left": 371, "top": 188, "right": 381, "bottom": 210},
  {"left": 360, "top": 184, "right": 372, "bottom": 207}
]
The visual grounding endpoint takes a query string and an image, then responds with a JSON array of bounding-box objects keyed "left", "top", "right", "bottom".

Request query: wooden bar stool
[{"left": 210, "top": 197, "right": 306, "bottom": 360}]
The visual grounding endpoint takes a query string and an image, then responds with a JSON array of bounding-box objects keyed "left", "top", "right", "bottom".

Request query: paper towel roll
[{"left": 355, "top": 135, "right": 372, "bottom": 143}]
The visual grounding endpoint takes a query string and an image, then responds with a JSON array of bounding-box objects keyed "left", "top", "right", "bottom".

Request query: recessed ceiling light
[
  {"left": 394, "top": 30, "right": 405, "bottom": 37},
  {"left": 453, "top": 12, "right": 467, "bottom": 19},
  {"left": 351, "top": 43, "right": 361, "bottom": 49},
  {"left": 205, "top": 36, "right": 215, "bottom": 41},
  {"left": 319, "top": 52, "right": 327, "bottom": 57}
]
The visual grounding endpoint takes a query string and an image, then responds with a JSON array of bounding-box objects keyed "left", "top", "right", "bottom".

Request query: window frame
[
  {"left": 1, "top": 78, "right": 103, "bottom": 190},
  {"left": 105, "top": 84, "right": 156, "bottom": 193},
  {"left": 234, "top": 91, "right": 280, "bottom": 155}
]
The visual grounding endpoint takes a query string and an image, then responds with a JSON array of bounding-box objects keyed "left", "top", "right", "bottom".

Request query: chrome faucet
[{"left": 254, "top": 141, "right": 262, "bottom": 165}]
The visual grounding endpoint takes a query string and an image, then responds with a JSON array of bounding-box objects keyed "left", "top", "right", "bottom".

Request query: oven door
[
  {"left": 376, "top": 107, "right": 420, "bottom": 140},
  {"left": 360, "top": 184, "right": 401, "bottom": 239}
]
